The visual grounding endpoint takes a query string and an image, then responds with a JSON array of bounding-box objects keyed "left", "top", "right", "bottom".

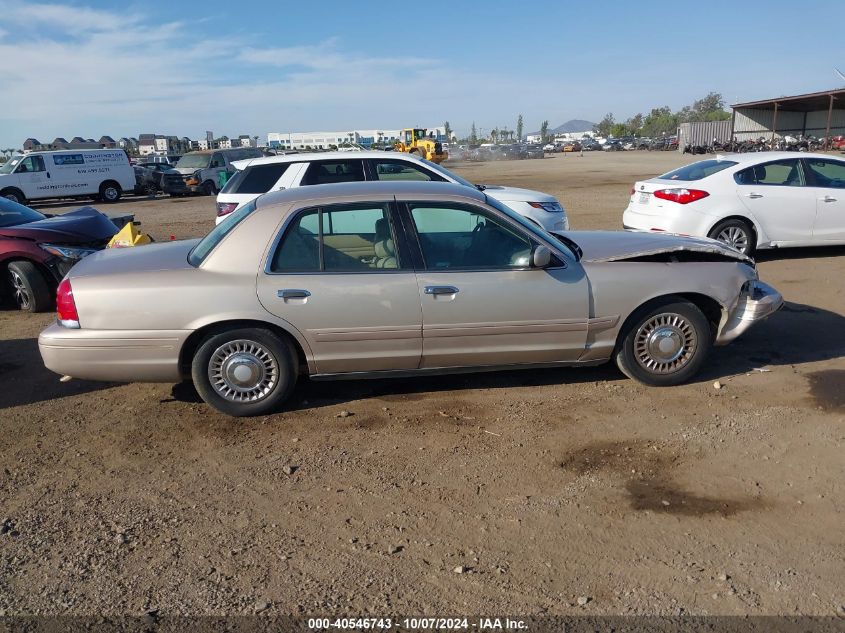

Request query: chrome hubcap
[
  {"left": 716, "top": 226, "right": 749, "bottom": 253},
  {"left": 9, "top": 270, "right": 30, "bottom": 309},
  {"left": 208, "top": 339, "right": 278, "bottom": 403},
  {"left": 634, "top": 313, "right": 697, "bottom": 374},
  {"left": 104, "top": 187, "right": 118, "bottom": 200}
]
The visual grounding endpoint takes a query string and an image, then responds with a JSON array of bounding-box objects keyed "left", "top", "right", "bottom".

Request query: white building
[{"left": 268, "top": 126, "right": 448, "bottom": 150}]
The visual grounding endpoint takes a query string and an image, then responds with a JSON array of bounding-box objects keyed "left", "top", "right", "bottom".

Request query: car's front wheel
[
  {"left": 6, "top": 261, "right": 52, "bottom": 313},
  {"left": 616, "top": 299, "right": 711, "bottom": 386},
  {"left": 191, "top": 328, "right": 298, "bottom": 416},
  {"left": 709, "top": 218, "right": 755, "bottom": 256}
]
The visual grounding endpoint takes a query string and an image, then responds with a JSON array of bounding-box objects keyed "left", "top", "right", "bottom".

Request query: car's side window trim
[
  {"left": 401, "top": 200, "right": 566, "bottom": 272},
  {"left": 365, "top": 158, "right": 447, "bottom": 183},
  {"left": 735, "top": 159, "right": 804, "bottom": 187},
  {"left": 264, "top": 200, "right": 410, "bottom": 275}
]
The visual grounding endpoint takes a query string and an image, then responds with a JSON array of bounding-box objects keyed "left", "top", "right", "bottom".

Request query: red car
[{"left": 0, "top": 197, "right": 130, "bottom": 312}]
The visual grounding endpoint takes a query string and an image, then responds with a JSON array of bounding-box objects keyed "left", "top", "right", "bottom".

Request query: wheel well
[
  {"left": 0, "top": 257, "right": 56, "bottom": 304},
  {"left": 178, "top": 319, "right": 308, "bottom": 378},
  {"left": 0, "top": 186, "right": 25, "bottom": 198},
  {"left": 616, "top": 292, "right": 724, "bottom": 351},
  {"left": 709, "top": 215, "right": 758, "bottom": 245}
]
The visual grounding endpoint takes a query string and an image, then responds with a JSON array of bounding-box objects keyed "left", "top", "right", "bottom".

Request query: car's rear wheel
[
  {"left": 191, "top": 328, "right": 298, "bottom": 416},
  {"left": 708, "top": 218, "right": 755, "bottom": 256},
  {"left": 99, "top": 181, "right": 121, "bottom": 203},
  {"left": 6, "top": 261, "right": 52, "bottom": 313},
  {"left": 616, "top": 299, "right": 711, "bottom": 386},
  {"left": 1, "top": 188, "right": 27, "bottom": 205},
  {"left": 201, "top": 181, "right": 218, "bottom": 196}
]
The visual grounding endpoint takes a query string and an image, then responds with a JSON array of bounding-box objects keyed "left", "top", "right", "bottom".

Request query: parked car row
[
  {"left": 37, "top": 180, "right": 782, "bottom": 416},
  {"left": 11, "top": 147, "right": 827, "bottom": 418}
]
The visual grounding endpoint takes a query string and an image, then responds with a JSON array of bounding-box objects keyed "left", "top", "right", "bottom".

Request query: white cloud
[{"left": 0, "top": 1, "right": 545, "bottom": 147}]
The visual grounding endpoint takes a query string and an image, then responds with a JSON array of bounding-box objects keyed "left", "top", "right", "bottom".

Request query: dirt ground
[{"left": 1, "top": 151, "right": 843, "bottom": 617}]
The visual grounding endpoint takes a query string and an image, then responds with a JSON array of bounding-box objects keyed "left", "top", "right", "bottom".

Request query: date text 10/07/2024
[{"left": 307, "top": 618, "right": 528, "bottom": 630}]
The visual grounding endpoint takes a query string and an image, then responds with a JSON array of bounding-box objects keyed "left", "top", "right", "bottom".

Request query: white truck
[{"left": 0, "top": 149, "right": 136, "bottom": 205}]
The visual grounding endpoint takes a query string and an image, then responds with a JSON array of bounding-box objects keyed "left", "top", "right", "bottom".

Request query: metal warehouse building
[{"left": 730, "top": 88, "right": 845, "bottom": 144}]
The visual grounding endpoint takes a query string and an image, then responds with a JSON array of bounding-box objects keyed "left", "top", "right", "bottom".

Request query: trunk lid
[
  {"left": 482, "top": 185, "right": 557, "bottom": 203},
  {"left": 67, "top": 239, "right": 200, "bottom": 278}
]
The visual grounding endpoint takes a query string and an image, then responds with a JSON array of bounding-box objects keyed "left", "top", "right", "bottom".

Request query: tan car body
[{"left": 39, "top": 181, "right": 781, "bottom": 386}]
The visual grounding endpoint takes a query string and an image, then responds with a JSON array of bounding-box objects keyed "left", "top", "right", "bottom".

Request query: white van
[{"left": 0, "top": 149, "right": 136, "bottom": 204}]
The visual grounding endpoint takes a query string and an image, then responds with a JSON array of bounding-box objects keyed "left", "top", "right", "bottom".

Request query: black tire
[
  {"left": 201, "top": 181, "right": 218, "bottom": 196},
  {"left": 6, "top": 261, "right": 52, "bottom": 313},
  {"left": 1, "top": 188, "right": 27, "bottom": 205},
  {"left": 99, "top": 181, "right": 122, "bottom": 203},
  {"left": 191, "top": 327, "right": 298, "bottom": 416},
  {"left": 708, "top": 218, "right": 755, "bottom": 257},
  {"left": 615, "top": 299, "right": 711, "bottom": 387}
]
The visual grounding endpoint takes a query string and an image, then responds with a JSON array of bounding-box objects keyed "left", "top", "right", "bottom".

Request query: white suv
[{"left": 215, "top": 151, "right": 568, "bottom": 230}]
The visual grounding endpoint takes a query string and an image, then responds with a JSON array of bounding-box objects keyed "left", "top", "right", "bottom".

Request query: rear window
[
  {"left": 222, "top": 163, "right": 289, "bottom": 194},
  {"left": 658, "top": 159, "right": 737, "bottom": 181},
  {"left": 188, "top": 199, "right": 257, "bottom": 266}
]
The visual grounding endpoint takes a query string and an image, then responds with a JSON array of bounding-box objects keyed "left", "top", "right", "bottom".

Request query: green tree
[
  {"left": 539, "top": 120, "right": 549, "bottom": 143},
  {"left": 594, "top": 113, "right": 615, "bottom": 137},
  {"left": 443, "top": 121, "right": 452, "bottom": 141},
  {"left": 516, "top": 114, "right": 524, "bottom": 141},
  {"left": 491, "top": 128, "right": 499, "bottom": 143},
  {"left": 469, "top": 122, "right": 478, "bottom": 145},
  {"left": 610, "top": 123, "right": 631, "bottom": 138}
]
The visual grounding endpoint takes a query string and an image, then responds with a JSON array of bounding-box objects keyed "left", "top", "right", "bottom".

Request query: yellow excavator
[{"left": 394, "top": 128, "right": 448, "bottom": 164}]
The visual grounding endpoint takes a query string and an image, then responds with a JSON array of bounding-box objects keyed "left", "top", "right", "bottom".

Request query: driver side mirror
[{"left": 532, "top": 245, "right": 551, "bottom": 268}]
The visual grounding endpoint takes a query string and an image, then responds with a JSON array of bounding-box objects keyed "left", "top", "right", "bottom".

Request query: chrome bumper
[{"left": 716, "top": 281, "right": 783, "bottom": 345}]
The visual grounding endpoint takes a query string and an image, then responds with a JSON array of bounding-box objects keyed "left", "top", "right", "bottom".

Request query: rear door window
[
  {"left": 734, "top": 159, "right": 804, "bottom": 186},
  {"left": 271, "top": 203, "right": 399, "bottom": 272},
  {"left": 223, "top": 163, "right": 289, "bottom": 194},
  {"left": 301, "top": 160, "right": 366, "bottom": 185}
]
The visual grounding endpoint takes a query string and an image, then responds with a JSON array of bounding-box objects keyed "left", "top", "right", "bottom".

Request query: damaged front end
[{"left": 716, "top": 280, "right": 783, "bottom": 345}]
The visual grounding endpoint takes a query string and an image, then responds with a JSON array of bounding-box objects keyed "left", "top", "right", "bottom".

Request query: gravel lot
[{"left": 1, "top": 151, "right": 843, "bottom": 617}]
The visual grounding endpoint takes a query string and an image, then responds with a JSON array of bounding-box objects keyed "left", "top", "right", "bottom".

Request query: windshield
[
  {"left": 176, "top": 153, "right": 211, "bottom": 169},
  {"left": 422, "top": 160, "right": 476, "bottom": 188},
  {"left": 188, "top": 199, "right": 257, "bottom": 266},
  {"left": 0, "top": 197, "right": 45, "bottom": 227},
  {"left": 659, "top": 159, "right": 737, "bottom": 181},
  {"left": 484, "top": 196, "right": 576, "bottom": 261},
  {"left": 0, "top": 156, "right": 24, "bottom": 175}
]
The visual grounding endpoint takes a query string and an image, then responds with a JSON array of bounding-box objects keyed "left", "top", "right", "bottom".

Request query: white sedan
[
  {"left": 622, "top": 152, "right": 845, "bottom": 256},
  {"left": 215, "top": 151, "right": 568, "bottom": 232}
]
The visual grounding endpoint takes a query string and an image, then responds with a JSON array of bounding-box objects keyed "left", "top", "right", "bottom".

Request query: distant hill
[{"left": 529, "top": 119, "right": 595, "bottom": 135}]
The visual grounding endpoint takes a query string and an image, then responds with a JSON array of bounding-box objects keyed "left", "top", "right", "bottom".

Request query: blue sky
[{"left": 1, "top": 0, "right": 844, "bottom": 147}]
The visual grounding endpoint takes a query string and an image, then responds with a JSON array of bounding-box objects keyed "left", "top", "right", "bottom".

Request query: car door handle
[
  {"left": 746, "top": 192, "right": 763, "bottom": 199},
  {"left": 822, "top": 195, "right": 837, "bottom": 202},
  {"left": 424, "top": 285, "right": 459, "bottom": 295},
  {"left": 277, "top": 289, "right": 310, "bottom": 299}
]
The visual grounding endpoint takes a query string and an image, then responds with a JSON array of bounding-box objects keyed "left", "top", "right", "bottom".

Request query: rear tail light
[
  {"left": 630, "top": 187, "right": 635, "bottom": 195},
  {"left": 217, "top": 202, "right": 238, "bottom": 217},
  {"left": 56, "top": 278, "right": 80, "bottom": 328},
  {"left": 653, "top": 188, "right": 709, "bottom": 204}
]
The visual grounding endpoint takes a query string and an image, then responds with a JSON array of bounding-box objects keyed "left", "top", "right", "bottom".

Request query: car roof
[
  {"left": 232, "top": 150, "right": 429, "bottom": 170},
  {"left": 704, "top": 151, "right": 838, "bottom": 165},
  {"left": 256, "top": 180, "right": 485, "bottom": 209}
]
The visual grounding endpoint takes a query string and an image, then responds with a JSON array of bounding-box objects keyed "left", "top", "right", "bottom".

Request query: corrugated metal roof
[{"left": 732, "top": 88, "right": 845, "bottom": 112}]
